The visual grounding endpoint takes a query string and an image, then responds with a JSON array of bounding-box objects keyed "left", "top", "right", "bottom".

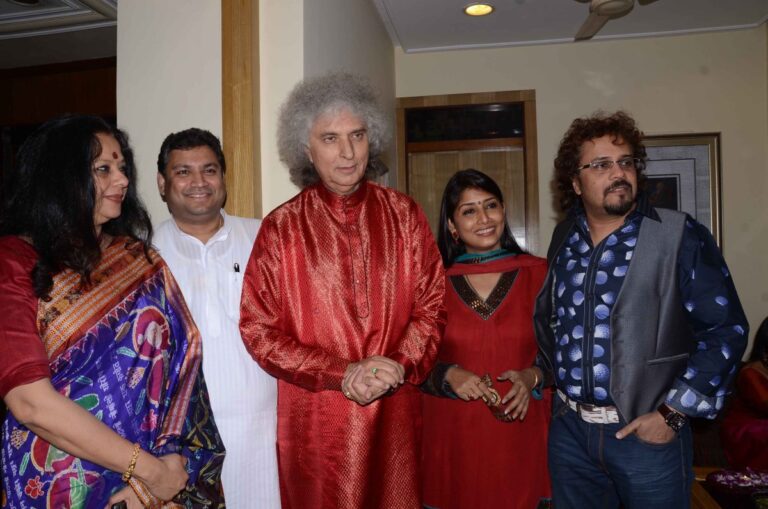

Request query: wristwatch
[{"left": 657, "top": 403, "right": 687, "bottom": 432}]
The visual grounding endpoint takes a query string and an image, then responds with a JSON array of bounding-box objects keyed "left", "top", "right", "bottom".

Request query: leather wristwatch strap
[{"left": 657, "top": 403, "right": 687, "bottom": 432}]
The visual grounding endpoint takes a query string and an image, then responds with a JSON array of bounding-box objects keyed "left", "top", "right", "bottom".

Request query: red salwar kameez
[
  {"left": 240, "top": 180, "right": 446, "bottom": 509},
  {"left": 422, "top": 254, "right": 552, "bottom": 509}
]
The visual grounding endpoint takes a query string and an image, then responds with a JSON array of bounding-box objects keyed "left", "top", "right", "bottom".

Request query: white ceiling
[
  {"left": 371, "top": 0, "right": 768, "bottom": 53},
  {"left": 0, "top": 0, "right": 116, "bottom": 68},
  {"left": 1, "top": 0, "right": 767, "bottom": 69}
]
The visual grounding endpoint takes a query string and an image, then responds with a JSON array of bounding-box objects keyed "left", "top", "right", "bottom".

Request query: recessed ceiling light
[{"left": 464, "top": 3, "right": 494, "bottom": 16}]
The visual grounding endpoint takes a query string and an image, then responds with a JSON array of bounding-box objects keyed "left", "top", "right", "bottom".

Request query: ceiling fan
[{"left": 574, "top": 0, "right": 660, "bottom": 41}]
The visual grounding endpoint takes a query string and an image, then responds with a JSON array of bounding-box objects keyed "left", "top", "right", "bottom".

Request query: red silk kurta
[
  {"left": 240, "top": 180, "right": 446, "bottom": 509},
  {"left": 422, "top": 254, "right": 552, "bottom": 509}
]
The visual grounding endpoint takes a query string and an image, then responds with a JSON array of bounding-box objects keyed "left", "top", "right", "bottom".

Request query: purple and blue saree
[{"left": 1, "top": 237, "right": 225, "bottom": 508}]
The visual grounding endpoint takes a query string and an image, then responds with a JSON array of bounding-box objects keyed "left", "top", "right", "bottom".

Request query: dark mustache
[{"left": 605, "top": 180, "right": 632, "bottom": 195}]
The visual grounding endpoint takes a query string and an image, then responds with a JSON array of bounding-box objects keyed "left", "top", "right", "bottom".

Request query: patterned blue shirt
[{"left": 552, "top": 198, "right": 748, "bottom": 418}]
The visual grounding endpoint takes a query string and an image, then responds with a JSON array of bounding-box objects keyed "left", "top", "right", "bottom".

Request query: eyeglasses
[{"left": 578, "top": 157, "right": 641, "bottom": 172}]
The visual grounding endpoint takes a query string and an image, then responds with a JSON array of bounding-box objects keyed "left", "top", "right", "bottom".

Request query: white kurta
[{"left": 154, "top": 211, "right": 280, "bottom": 508}]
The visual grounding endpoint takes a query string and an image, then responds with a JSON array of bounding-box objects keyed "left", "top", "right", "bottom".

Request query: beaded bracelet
[{"left": 122, "top": 443, "right": 141, "bottom": 483}]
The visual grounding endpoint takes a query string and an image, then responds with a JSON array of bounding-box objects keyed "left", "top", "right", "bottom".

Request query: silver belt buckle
[{"left": 558, "top": 390, "right": 619, "bottom": 424}]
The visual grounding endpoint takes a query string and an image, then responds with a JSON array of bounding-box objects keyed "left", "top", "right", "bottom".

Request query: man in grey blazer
[{"left": 532, "top": 111, "right": 748, "bottom": 508}]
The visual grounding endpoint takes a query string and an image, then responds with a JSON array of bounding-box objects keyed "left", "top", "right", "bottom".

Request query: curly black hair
[
  {"left": 554, "top": 111, "right": 647, "bottom": 212},
  {"left": 0, "top": 114, "right": 152, "bottom": 298}
]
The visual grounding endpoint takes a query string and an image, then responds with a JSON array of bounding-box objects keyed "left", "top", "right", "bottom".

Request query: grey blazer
[{"left": 533, "top": 208, "right": 693, "bottom": 423}]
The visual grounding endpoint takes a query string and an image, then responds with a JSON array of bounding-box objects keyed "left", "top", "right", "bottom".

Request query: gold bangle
[
  {"left": 122, "top": 443, "right": 141, "bottom": 483},
  {"left": 531, "top": 368, "right": 540, "bottom": 390}
]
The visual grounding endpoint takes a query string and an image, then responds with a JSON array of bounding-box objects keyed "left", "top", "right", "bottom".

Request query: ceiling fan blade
[
  {"left": 637, "top": 0, "right": 660, "bottom": 5},
  {"left": 575, "top": 12, "right": 610, "bottom": 40}
]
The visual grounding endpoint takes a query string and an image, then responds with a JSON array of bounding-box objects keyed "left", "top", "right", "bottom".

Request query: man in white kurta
[{"left": 153, "top": 128, "right": 280, "bottom": 508}]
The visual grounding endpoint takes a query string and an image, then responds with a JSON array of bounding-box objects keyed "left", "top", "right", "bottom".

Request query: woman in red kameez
[
  {"left": 239, "top": 73, "right": 446, "bottom": 509},
  {"left": 421, "top": 169, "right": 552, "bottom": 509}
]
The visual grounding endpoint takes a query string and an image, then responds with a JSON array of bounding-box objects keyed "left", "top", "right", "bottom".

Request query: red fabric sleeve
[
  {"left": 737, "top": 366, "right": 768, "bottom": 416},
  {"left": 239, "top": 217, "right": 350, "bottom": 392},
  {"left": 0, "top": 236, "right": 50, "bottom": 398},
  {"left": 387, "top": 200, "right": 446, "bottom": 384}
]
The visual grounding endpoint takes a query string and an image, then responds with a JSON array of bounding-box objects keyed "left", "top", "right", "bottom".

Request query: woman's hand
[
  {"left": 4, "top": 379, "right": 188, "bottom": 502},
  {"left": 105, "top": 486, "right": 141, "bottom": 509},
  {"left": 342, "top": 356, "right": 404, "bottom": 405},
  {"left": 138, "top": 453, "right": 188, "bottom": 501},
  {"left": 497, "top": 368, "right": 537, "bottom": 420},
  {"left": 445, "top": 366, "right": 495, "bottom": 402}
]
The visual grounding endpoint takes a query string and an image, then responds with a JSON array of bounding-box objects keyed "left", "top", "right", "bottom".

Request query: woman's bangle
[
  {"left": 530, "top": 368, "right": 544, "bottom": 401},
  {"left": 122, "top": 443, "right": 141, "bottom": 483}
]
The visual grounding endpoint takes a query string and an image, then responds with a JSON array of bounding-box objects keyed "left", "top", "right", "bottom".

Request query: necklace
[{"left": 455, "top": 249, "right": 513, "bottom": 264}]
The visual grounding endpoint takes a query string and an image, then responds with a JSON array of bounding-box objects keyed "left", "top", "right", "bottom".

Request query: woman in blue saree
[{"left": 0, "top": 115, "right": 225, "bottom": 508}]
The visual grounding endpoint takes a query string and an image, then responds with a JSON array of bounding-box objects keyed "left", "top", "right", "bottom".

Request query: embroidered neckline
[{"left": 450, "top": 270, "right": 518, "bottom": 320}]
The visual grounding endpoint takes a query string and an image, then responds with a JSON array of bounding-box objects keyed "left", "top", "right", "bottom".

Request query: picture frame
[{"left": 642, "top": 133, "right": 722, "bottom": 247}]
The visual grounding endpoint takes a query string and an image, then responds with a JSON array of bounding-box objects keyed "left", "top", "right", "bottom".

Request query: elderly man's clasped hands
[{"left": 342, "top": 356, "right": 405, "bottom": 405}]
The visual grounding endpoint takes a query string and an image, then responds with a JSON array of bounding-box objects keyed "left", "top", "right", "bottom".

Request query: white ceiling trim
[
  {"left": 0, "top": 0, "right": 116, "bottom": 40},
  {"left": 399, "top": 19, "right": 768, "bottom": 54},
  {"left": 371, "top": 0, "right": 403, "bottom": 50},
  {"left": 0, "top": 5, "right": 74, "bottom": 22},
  {"left": 79, "top": 0, "right": 116, "bottom": 19},
  {"left": 0, "top": 19, "right": 115, "bottom": 40}
]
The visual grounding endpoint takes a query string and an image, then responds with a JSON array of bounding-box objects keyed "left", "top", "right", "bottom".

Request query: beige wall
[
  {"left": 259, "top": 0, "right": 304, "bottom": 214},
  {"left": 396, "top": 27, "right": 768, "bottom": 342},
  {"left": 259, "top": 0, "right": 395, "bottom": 213},
  {"left": 116, "top": 0, "right": 393, "bottom": 219},
  {"left": 117, "top": 0, "right": 222, "bottom": 225}
]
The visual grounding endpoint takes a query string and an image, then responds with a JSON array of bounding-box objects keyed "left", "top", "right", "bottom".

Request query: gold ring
[{"left": 371, "top": 367, "right": 378, "bottom": 375}]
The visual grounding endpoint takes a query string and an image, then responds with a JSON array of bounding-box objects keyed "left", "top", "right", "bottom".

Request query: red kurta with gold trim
[{"left": 240, "top": 180, "right": 446, "bottom": 509}]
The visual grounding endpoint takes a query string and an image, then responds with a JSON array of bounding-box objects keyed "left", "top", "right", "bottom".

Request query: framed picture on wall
[{"left": 643, "top": 133, "right": 722, "bottom": 248}]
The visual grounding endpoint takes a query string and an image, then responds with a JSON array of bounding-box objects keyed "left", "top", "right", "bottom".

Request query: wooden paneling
[
  {"left": 222, "top": 0, "right": 261, "bottom": 218},
  {"left": 409, "top": 147, "right": 526, "bottom": 241},
  {"left": 0, "top": 57, "right": 116, "bottom": 126},
  {"left": 396, "top": 90, "right": 540, "bottom": 251},
  {"left": 523, "top": 98, "right": 540, "bottom": 253},
  {"left": 407, "top": 138, "right": 524, "bottom": 153}
]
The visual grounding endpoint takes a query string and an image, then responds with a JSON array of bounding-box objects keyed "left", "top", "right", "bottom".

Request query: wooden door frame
[
  {"left": 395, "top": 90, "right": 539, "bottom": 252},
  {"left": 222, "top": 0, "right": 261, "bottom": 218}
]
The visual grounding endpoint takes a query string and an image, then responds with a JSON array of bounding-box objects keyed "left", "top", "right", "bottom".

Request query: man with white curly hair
[{"left": 240, "top": 73, "right": 446, "bottom": 509}]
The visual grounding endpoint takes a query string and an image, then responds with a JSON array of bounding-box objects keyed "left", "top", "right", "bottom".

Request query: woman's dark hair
[
  {"left": 0, "top": 114, "right": 152, "bottom": 298},
  {"left": 554, "top": 110, "right": 648, "bottom": 212},
  {"left": 750, "top": 317, "right": 768, "bottom": 363},
  {"left": 438, "top": 169, "right": 525, "bottom": 267}
]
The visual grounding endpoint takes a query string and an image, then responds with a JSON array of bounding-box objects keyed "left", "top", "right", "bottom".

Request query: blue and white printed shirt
[{"left": 551, "top": 197, "right": 748, "bottom": 419}]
